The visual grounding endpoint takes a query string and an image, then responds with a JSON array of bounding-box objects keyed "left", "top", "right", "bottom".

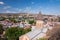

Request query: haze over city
[{"left": 0, "top": 0, "right": 60, "bottom": 15}]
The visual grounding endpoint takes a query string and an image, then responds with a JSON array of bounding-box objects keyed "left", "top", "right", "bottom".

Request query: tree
[
  {"left": 58, "top": 17, "right": 60, "bottom": 22},
  {"left": 0, "top": 17, "right": 6, "bottom": 21},
  {"left": 23, "top": 28, "right": 31, "bottom": 33},
  {"left": 47, "top": 25, "right": 60, "bottom": 40},
  {"left": 5, "top": 27, "right": 31, "bottom": 40},
  {"left": 29, "top": 20, "right": 36, "bottom": 24},
  {"left": 9, "top": 18, "right": 18, "bottom": 23},
  {"left": 0, "top": 24, "right": 4, "bottom": 35}
]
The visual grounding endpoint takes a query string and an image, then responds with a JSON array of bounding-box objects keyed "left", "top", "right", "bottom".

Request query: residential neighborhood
[
  {"left": 0, "top": 12, "right": 60, "bottom": 40},
  {"left": 0, "top": 0, "right": 60, "bottom": 40}
]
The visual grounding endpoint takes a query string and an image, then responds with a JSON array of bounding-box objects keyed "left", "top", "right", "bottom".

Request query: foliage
[
  {"left": 5, "top": 27, "right": 31, "bottom": 40},
  {"left": 47, "top": 25, "right": 60, "bottom": 40},
  {"left": 23, "top": 28, "right": 31, "bottom": 33},
  {"left": 0, "top": 17, "right": 6, "bottom": 21},
  {"left": 28, "top": 20, "right": 36, "bottom": 24},
  {"left": 58, "top": 17, "right": 60, "bottom": 22},
  {"left": 0, "top": 24, "right": 4, "bottom": 34},
  {"left": 37, "top": 38, "right": 47, "bottom": 40},
  {"left": 8, "top": 18, "right": 18, "bottom": 23}
]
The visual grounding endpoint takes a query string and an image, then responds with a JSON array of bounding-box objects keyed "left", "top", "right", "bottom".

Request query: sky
[{"left": 0, "top": 0, "right": 60, "bottom": 15}]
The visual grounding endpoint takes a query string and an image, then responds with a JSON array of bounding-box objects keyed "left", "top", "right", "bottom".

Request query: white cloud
[
  {"left": 3, "top": 6, "right": 11, "bottom": 9},
  {"left": 16, "top": 8, "right": 19, "bottom": 10},
  {"left": 12, "top": 11, "right": 17, "bottom": 13},
  {"left": 6, "top": 10, "right": 11, "bottom": 13},
  {"left": 23, "top": 7, "right": 31, "bottom": 13},
  {"left": 31, "top": 2, "right": 34, "bottom": 4},
  {"left": 5, "top": 10, "right": 17, "bottom": 13},
  {"left": 22, "top": 6, "right": 39, "bottom": 13},
  {"left": 18, "top": 9, "right": 22, "bottom": 12},
  {"left": 0, "top": 2, "right": 4, "bottom": 5}
]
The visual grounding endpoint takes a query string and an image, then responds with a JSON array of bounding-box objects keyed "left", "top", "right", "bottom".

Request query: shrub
[{"left": 37, "top": 38, "right": 47, "bottom": 40}]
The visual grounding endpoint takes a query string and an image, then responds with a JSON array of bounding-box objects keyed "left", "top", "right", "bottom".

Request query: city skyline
[{"left": 0, "top": 0, "right": 60, "bottom": 15}]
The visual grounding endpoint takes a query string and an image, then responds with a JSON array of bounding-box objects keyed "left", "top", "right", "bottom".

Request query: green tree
[
  {"left": 29, "top": 20, "right": 36, "bottom": 24},
  {"left": 0, "top": 24, "right": 3, "bottom": 35},
  {"left": 23, "top": 28, "right": 31, "bottom": 33},
  {"left": 9, "top": 18, "right": 18, "bottom": 23},
  {"left": 5, "top": 27, "right": 31, "bottom": 40},
  {"left": 0, "top": 17, "right": 6, "bottom": 21}
]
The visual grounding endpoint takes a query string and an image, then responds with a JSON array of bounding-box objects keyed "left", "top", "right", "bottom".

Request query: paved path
[{"left": 25, "top": 26, "right": 53, "bottom": 40}]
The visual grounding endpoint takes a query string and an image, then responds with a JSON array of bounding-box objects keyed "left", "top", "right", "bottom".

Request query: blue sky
[{"left": 0, "top": 0, "right": 60, "bottom": 15}]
